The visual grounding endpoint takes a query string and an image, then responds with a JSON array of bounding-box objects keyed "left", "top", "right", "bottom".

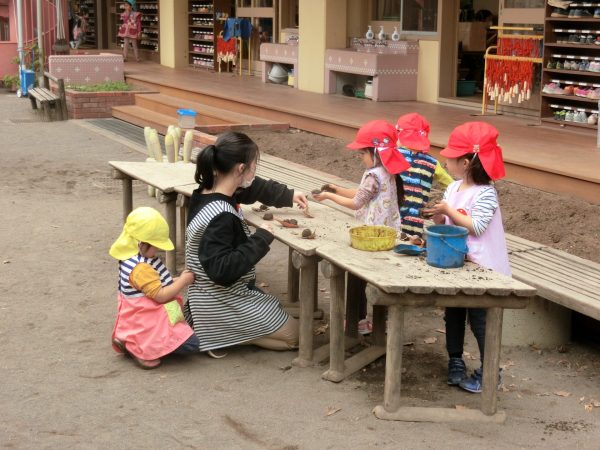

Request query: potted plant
[{"left": 2, "top": 74, "right": 19, "bottom": 92}]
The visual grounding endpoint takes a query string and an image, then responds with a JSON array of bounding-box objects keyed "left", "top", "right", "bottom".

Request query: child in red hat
[
  {"left": 396, "top": 113, "right": 453, "bottom": 240},
  {"left": 314, "top": 120, "right": 409, "bottom": 334},
  {"left": 423, "top": 121, "right": 509, "bottom": 394}
]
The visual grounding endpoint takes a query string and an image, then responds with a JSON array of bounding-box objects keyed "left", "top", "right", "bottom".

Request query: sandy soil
[{"left": 1, "top": 94, "right": 599, "bottom": 449}]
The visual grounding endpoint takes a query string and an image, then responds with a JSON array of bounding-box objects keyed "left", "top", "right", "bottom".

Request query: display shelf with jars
[
  {"left": 540, "top": 2, "right": 600, "bottom": 130},
  {"left": 188, "top": 1, "right": 233, "bottom": 70},
  {"left": 79, "top": 0, "right": 97, "bottom": 48}
]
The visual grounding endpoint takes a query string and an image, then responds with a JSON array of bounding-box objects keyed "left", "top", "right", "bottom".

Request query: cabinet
[
  {"left": 114, "top": 1, "right": 160, "bottom": 62},
  {"left": 541, "top": 2, "right": 600, "bottom": 130},
  {"left": 188, "top": 1, "right": 233, "bottom": 70}
]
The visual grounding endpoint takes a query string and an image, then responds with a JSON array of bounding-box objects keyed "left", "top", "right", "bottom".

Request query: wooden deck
[{"left": 121, "top": 60, "right": 600, "bottom": 204}]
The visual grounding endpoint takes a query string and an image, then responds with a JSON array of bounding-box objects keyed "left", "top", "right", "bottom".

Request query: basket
[{"left": 349, "top": 225, "right": 397, "bottom": 251}]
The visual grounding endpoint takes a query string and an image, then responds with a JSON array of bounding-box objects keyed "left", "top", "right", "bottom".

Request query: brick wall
[{"left": 64, "top": 90, "right": 144, "bottom": 119}]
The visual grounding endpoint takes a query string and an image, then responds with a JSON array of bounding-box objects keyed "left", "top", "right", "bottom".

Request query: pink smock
[{"left": 444, "top": 180, "right": 511, "bottom": 276}]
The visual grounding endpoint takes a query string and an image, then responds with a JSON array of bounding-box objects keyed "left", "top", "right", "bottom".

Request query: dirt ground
[{"left": 1, "top": 93, "right": 600, "bottom": 449}]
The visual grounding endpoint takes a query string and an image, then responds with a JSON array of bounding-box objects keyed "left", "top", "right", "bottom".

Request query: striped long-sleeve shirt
[{"left": 443, "top": 184, "right": 498, "bottom": 236}]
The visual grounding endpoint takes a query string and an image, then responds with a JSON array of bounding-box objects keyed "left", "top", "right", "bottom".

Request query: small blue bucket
[{"left": 425, "top": 225, "right": 469, "bottom": 268}]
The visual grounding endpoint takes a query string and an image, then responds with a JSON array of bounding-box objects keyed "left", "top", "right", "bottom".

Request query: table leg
[
  {"left": 177, "top": 194, "right": 188, "bottom": 250},
  {"left": 122, "top": 178, "right": 133, "bottom": 222},
  {"left": 291, "top": 251, "right": 318, "bottom": 368},
  {"left": 345, "top": 273, "right": 361, "bottom": 338},
  {"left": 287, "top": 247, "right": 299, "bottom": 303},
  {"left": 383, "top": 304, "right": 404, "bottom": 412},
  {"left": 321, "top": 261, "right": 345, "bottom": 381},
  {"left": 482, "top": 307, "right": 503, "bottom": 415},
  {"left": 157, "top": 192, "right": 177, "bottom": 275}
]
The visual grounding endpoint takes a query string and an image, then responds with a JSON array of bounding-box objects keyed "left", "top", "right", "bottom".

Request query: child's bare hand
[
  {"left": 312, "top": 191, "right": 329, "bottom": 202},
  {"left": 293, "top": 192, "right": 308, "bottom": 209},
  {"left": 179, "top": 269, "right": 195, "bottom": 285},
  {"left": 424, "top": 200, "right": 449, "bottom": 216}
]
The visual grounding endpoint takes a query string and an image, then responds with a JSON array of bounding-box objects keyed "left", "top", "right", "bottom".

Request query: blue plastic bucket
[{"left": 425, "top": 225, "right": 469, "bottom": 268}]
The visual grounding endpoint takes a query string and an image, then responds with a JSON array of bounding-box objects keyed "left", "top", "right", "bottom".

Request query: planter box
[
  {"left": 49, "top": 54, "right": 124, "bottom": 85},
  {"left": 62, "top": 88, "right": 152, "bottom": 119}
]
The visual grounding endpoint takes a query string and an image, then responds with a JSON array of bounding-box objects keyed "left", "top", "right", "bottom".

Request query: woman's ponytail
[{"left": 195, "top": 145, "right": 216, "bottom": 189}]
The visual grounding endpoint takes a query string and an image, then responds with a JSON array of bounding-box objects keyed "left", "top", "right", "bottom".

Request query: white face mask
[{"left": 240, "top": 176, "right": 255, "bottom": 189}]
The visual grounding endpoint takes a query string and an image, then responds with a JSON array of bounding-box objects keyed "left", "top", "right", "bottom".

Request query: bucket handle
[{"left": 439, "top": 236, "right": 469, "bottom": 255}]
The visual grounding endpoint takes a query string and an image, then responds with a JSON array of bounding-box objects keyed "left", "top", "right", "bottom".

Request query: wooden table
[
  {"left": 109, "top": 160, "right": 197, "bottom": 274},
  {"left": 316, "top": 243, "right": 536, "bottom": 423}
]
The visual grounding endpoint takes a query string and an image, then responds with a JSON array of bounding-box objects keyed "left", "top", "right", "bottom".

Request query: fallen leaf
[
  {"left": 325, "top": 406, "right": 341, "bottom": 417},
  {"left": 423, "top": 337, "right": 437, "bottom": 344},
  {"left": 501, "top": 360, "right": 515, "bottom": 370},
  {"left": 2, "top": 260, "right": 9, "bottom": 264},
  {"left": 579, "top": 396, "right": 586, "bottom": 403},
  {"left": 434, "top": 328, "right": 446, "bottom": 334},
  {"left": 553, "top": 390, "right": 571, "bottom": 397},
  {"left": 585, "top": 403, "right": 594, "bottom": 412},
  {"left": 314, "top": 323, "right": 329, "bottom": 335},
  {"left": 592, "top": 399, "right": 600, "bottom": 407},
  {"left": 517, "top": 394, "right": 523, "bottom": 399},
  {"left": 279, "top": 365, "right": 292, "bottom": 371},
  {"left": 501, "top": 385, "right": 510, "bottom": 392},
  {"left": 455, "top": 405, "right": 468, "bottom": 410}
]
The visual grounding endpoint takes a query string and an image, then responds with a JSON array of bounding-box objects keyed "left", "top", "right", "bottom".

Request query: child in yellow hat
[{"left": 109, "top": 207, "right": 197, "bottom": 369}]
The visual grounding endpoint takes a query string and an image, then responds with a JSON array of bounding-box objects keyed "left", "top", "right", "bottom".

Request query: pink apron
[{"left": 444, "top": 181, "right": 511, "bottom": 276}]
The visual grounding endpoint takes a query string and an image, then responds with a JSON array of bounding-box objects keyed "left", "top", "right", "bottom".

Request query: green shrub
[
  {"left": 2, "top": 74, "right": 19, "bottom": 89},
  {"left": 67, "top": 81, "right": 132, "bottom": 92}
]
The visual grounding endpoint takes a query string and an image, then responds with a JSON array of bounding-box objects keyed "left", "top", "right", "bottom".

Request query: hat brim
[
  {"left": 439, "top": 146, "right": 468, "bottom": 158},
  {"left": 148, "top": 238, "right": 174, "bottom": 252},
  {"left": 346, "top": 141, "right": 367, "bottom": 150},
  {"left": 398, "top": 133, "right": 430, "bottom": 152}
]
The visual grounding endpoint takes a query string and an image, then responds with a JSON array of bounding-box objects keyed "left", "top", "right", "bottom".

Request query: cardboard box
[{"left": 458, "top": 22, "right": 488, "bottom": 52}]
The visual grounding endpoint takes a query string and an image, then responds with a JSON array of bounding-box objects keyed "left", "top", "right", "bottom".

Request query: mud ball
[
  {"left": 302, "top": 229, "right": 312, "bottom": 238},
  {"left": 263, "top": 212, "right": 273, "bottom": 220},
  {"left": 259, "top": 204, "right": 269, "bottom": 211},
  {"left": 321, "top": 184, "right": 335, "bottom": 193},
  {"left": 311, "top": 189, "right": 322, "bottom": 195},
  {"left": 288, "top": 219, "right": 298, "bottom": 225}
]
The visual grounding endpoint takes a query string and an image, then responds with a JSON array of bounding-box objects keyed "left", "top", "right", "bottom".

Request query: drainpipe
[
  {"left": 37, "top": 0, "right": 44, "bottom": 79},
  {"left": 16, "top": 0, "right": 24, "bottom": 71}
]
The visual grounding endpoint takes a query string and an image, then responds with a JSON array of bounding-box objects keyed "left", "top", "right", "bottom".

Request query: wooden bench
[{"left": 29, "top": 72, "right": 67, "bottom": 121}]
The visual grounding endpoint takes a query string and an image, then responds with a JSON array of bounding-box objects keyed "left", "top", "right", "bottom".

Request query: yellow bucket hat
[{"left": 109, "top": 207, "right": 174, "bottom": 260}]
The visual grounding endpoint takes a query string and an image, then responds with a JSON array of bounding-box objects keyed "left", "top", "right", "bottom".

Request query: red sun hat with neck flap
[
  {"left": 396, "top": 112, "right": 431, "bottom": 152},
  {"left": 347, "top": 120, "right": 410, "bottom": 175},
  {"left": 440, "top": 121, "right": 505, "bottom": 181}
]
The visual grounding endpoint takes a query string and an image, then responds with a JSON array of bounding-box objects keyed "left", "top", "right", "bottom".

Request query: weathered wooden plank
[
  {"left": 510, "top": 259, "right": 600, "bottom": 299},
  {"left": 511, "top": 269, "right": 600, "bottom": 320},
  {"left": 373, "top": 406, "right": 506, "bottom": 423},
  {"left": 317, "top": 244, "right": 534, "bottom": 297},
  {"left": 108, "top": 161, "right": 196, "bottom": 192},
  {"left": 511, "top": 251, "right": 600, "bottom": 288}
]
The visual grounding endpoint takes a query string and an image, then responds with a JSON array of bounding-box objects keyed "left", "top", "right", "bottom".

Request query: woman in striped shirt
[
  {"left": 185, "top": 132, "right": 308, "bottom": 352},
  {"left": 424, "top": 122, "right": 509, "bottom": 394}
]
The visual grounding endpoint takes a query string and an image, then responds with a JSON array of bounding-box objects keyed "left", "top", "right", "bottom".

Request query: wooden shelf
[
  {"left": 544, "top": 43, "right": 600, "bottom": 49},
  {"left": 544, "top": 68, "right": 600, "bottom": 76},
  {"left": 187, "top": 0, "right": 231, "bottom": 71},
  {"left": 541, "top": 117, "right": 598, "bottom": 129},
  {"left": 541, "top": 93, "right": 599, "bottom": 102},
  {"left": 546, "top": 17, "right": 600, "bottom": 22}
]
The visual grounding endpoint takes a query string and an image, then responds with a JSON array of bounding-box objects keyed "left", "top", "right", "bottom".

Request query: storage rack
[
  {"left": 540, "top": 2, "right": 600, "bottom": 130},
  {"left": 115, "top": 1, "right": 160, "bottom": 62},
  {"left": 188, "top": 1, "right": 232, "bottom": 71},
  {"left": 80, "top": 0, "right": 97, "bottom": 48}
]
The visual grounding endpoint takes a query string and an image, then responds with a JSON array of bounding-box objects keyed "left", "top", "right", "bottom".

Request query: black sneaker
[
  {"left": 550, "top": 8, "right": 568, "bottom": 17},
  {"left": 447, "top": 358, "right": 467, "bottom": 385}
]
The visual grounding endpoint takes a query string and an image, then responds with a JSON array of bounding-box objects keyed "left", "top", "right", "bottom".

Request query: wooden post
[
  {"left": 122, "top": 177, "right": 133, "bottom": 222},
  {"left": 291, "top": 251, "right": 318, "bottom": 367},
  {"left": 481, "top": 307, "right": 503, "bottom": 415},
  {"left": 160, "top": 193, "right": 178, "bottom": 274},
  {"left": 57, "top": 77, "right": 67, "bottom": 120},
  {"left": 287, "top": 247, "right": 299, "bottom": 303},
  {"left": 345, "top": 272, "right": 361, "bottom": 338},
  {"left": 383, "top": 303, "right": 404, "bottom": 413},
  {"left": 321, "top": 260, "right": 345, "bottom": 381}
]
